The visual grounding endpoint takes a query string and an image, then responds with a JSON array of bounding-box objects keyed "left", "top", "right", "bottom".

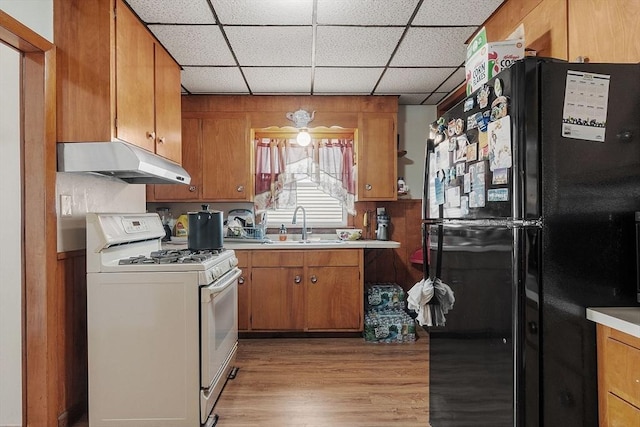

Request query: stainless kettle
[{"left": 187, "top": 205, "right": 224, "bottom": 250}]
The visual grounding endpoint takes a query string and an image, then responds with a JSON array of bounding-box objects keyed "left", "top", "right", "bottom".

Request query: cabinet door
[
  {"left": 235, "top": 251, "right": 250, "bottom": 332},
  {"left": 358, "top": 113, "right": 397, "bottom": 201},
  {"left": 201, "top": 116, "right": 252, "bottom": 201},
  {"left": 151, "top": 118, "right": 202, "bottom": 200},
  {"left": 115, "top": 0, "right": 155, "bottom": 151},
  {"left": 307, "top": 266, "right": 361, "bottom": 330},
  {"left": 251, "top": 267, "right": 304, "bottom": 330},
  {"left": 154, "top": 44, "right": 182, "bottom": 163}
]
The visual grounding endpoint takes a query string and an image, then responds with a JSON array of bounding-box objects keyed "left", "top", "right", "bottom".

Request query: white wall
[
  {"left": 397, "top": 105, "right": 437, "bottom": 199},
  {"left": 0, "top": 42, "right": 23, "bottom": 427}
]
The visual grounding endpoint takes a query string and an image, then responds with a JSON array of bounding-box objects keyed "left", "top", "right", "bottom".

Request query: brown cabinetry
[
  {"left": 55, "top": 0, "right": 182, "bottom": 163},
  {"left": 596, "top": 325, "right": 640, "bottom": 426},
  {"left": 358, "top": 113, "right": 398, "bottom": 201},
  {"left": 149, "top": 113, "right": 252, "bottom": 201},
  {"left": 240, "top": 249, "right": 363, "bottom": 332}
]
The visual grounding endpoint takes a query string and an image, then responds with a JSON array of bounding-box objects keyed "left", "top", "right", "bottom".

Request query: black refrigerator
[{"left": 422, "top": 57, "right": 640, "bottom": 427}]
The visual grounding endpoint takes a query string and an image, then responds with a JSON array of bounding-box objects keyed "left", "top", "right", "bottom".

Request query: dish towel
[{"left": 407, "top": 278, "right": 455, "bottom": 327}]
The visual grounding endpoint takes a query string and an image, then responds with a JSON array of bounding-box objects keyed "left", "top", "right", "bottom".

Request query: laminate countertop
[
  {"left": 164, "top": 236, "right": 400, "bottom": 250},
  {"left": 586, "top": 307, "right": 640, "bottom": 339}
]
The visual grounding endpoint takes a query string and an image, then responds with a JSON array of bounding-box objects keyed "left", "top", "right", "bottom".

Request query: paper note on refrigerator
[
  {"left": 561, "top": 70, "right": 610, "bottom": 142},
  {"left": 488, "top": 116, "right": 512, "bottom": 171}
]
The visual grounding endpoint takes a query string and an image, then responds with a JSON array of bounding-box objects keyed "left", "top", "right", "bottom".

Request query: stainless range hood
[{"left": 57, "top": 142, "right": 191, "bottom": 185}]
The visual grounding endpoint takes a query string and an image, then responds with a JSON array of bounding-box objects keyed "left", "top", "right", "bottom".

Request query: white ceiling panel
[
  {"left": 225, "top": 26, "right": 313, "bottom": 66},
  {"left": 392, "top": 27, "right": 476, "bottom": 67},
  {"left": 181, "top": 67, "right": 248, "bottom": 93},
  {"left": 439, "top": 67, "right": 466, "bottom": 92},
  {"left": 376, "top": 68, "right": 457, "bottom": 93},
  {"left": 149, "top": 25, "right": 235, "bottom": 65},
  {"left": 125, "top": 0, "right": 215, "bottom": 24},
  {"left": 243, "top": 67, "right": 312, "bottom": 93},
  {"left": 126, "top": 0, "right": 506, "bottom": 104},
  {"left": 315, "top": 27, "right": 404, "bottom": 67},
  {"left": 316, "top": 0, "right": 420, "bottom": 25},
  {"left": 413, "top": 0, "right": 504, "bottom": 26},
  {"left": 398, "top": 93, "right": 430, "bottom": 105},
  {"left": 314, "top": 67, "right": 383, "bottom": 93},
  {"left": 214, "top": 0, "right": 314, "bottom": 25}
]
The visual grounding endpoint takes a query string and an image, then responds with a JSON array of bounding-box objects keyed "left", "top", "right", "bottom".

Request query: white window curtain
[{"left": 254, "top": 137, "right": 356, "bottom": 215}]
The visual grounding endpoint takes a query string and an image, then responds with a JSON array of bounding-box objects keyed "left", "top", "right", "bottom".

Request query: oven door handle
[{"left": 201, "top": 268, "right": 242, "bottom": 300}]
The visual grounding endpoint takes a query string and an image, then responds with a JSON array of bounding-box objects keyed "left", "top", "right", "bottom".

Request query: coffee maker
[{"left": 375, "top": 207, "right": 390, "bottom": 241}]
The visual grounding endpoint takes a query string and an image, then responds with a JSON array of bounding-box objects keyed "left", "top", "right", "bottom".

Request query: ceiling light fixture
[{"left": 285, "top": 109, "right": 316, "bottom": 147}]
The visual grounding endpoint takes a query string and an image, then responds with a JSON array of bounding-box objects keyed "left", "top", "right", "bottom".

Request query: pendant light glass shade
[{"left": 296, "top": 129, "right": 311, "bottom": 146}]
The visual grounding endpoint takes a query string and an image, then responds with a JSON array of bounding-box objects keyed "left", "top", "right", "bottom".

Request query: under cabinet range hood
[{"left": 57, "top": 142, "right": 191, "bottom": 185}]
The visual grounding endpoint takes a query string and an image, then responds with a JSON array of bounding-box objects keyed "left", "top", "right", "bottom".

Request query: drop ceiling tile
[
  {"left": 424, "top": 92, "right": 450, "bottom": 104},
  {"left": 125, "top": 0, "right": 215, "bottom": 24},
  {"left": 214, "top": 0, "right": 314, "bottom": 25},
  {"left": 225, "top": 26, "right": 312, "bottom": 66},
  {"left": 439, "top": 67, "right": 466, "bottom": 92},
  {"left": 413, "top": 0, "right": 504, "bottom": 26},
  {"left": 391, "top": 27, "right": 476, "bottom": 67},
  {"left": 315, "top": 27, "right": 404, "bottom": 67},
  {"left": 181, "top": 67, "right": 248, "bottom": 93},
  {"left": 376, "top": 67, "right": 457, "bottom": 93},
  {"left": 314, "top": 68, "right": 383, "bottom": 93},
  {"left": 243, "top": 67, "right": 311, "bottom": 93},
  {"left": 398, "top": 93, "right": 431, "bottom": 105},
  {"left": 316, "top": 0, "right": 419, "bottom": 25},
  {"left": 149, "top": 25, "right": 235, "bottom": 65}
]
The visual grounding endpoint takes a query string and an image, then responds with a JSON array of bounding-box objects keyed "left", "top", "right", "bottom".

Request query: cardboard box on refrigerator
[{"left": 465, "top": 27, "right": 524, "bottom": 95}]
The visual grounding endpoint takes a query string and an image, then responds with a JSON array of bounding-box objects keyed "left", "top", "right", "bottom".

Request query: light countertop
[
  {"left": 586, "top": 307, "right": 640, "bottom": 339},
  {"left": 164, "top": 236, "right": 400, "bottom": 251}
]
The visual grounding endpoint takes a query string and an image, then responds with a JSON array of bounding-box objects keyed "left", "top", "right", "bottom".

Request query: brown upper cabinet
[{"left": 54, "top": 0, "right": 182, "bottom": 163}]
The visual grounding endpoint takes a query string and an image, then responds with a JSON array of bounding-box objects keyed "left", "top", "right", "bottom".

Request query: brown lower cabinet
[
  {"left": 236, "top": 249, "right": 364, "bottom": 332},
  {"left": 596, "top": 325, "right": 640, "bottom": 426}
]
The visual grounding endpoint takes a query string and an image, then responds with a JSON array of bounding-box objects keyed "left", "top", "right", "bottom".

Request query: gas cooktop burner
[{"left": 118, "top": 248, "right": 226, "bottom": 265}]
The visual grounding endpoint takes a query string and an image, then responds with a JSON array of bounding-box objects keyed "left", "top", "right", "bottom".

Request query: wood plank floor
[
  {"left": 71, "top": 330, "right": 429, "bottom": 427},
  {"left": 213, "top": 330, "right": 429, "bottom": 427}
]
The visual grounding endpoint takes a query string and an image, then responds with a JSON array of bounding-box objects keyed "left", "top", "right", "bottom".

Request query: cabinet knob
[
  {"left": 365, "top": 184, "right": 372, "bottom": 191},
  {"left": 238, "top": 276, "right": 245, "bottom": 285},
  {"left": 188, "top": 186, "right": 197, "bottom": 192},
  {"left": 310, "top": 275, "right": 318, "bottom": 284},
  {"left": 236, "top": 185, "right": 244, "bottom": 192},
  {"left": 146, "top": 131, "right": 156, "bottom": 140},
  {"left": 157, "top": 136, "right": 165, "bottom": 144},
  {"left": 294, "top": 275, "right": 301, "bottom": 284}
]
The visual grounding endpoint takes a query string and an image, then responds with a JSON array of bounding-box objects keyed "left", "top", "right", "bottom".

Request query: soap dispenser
[{"left": 279, "top": 224, "right": 288, "bottom": 241}]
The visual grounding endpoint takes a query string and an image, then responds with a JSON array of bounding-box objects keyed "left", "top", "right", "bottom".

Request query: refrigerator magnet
[
  {"left": 454, "top": 134, "right": 469, "bottom": 163},
  {"left": 492, "top": 168, "right": 508, "bottom": 185},
  {"left": 488, "top": 116, "right": 512, "bottom": 171},
  {"left": 467, "top": 114, "right": 479, "bottom": 130},
  {"left": 469, "top": 190, "right": 486, "bottom": 208},
  {"left": 455, "top": 118, "right": 464, "bottom": 135},
  {"left": 466, "top": 143, "right": 478, "bottom": 162},
  {"left": 463, "top": 97, "right": 475, "bottom": 112},
  {"left": 478, "top": 131, "right": 489, "bottom": 160},
  {"left": 490, "top": 96, "right": 508, "bottom": 121},
  {"left": 456, "top": 163, "right": 466, "bottom": 177},
  {"left": 477, "top": 85, "right": 491, "bottom": 108},
  {"left": 494, "top": 78, "right": 503, "bottom": 97},
  {"left": 487, "top": 188, "right": 509, "bottom": 202},
  {"left": 446, "top": 186, "right": 461, "bottom": 208}
]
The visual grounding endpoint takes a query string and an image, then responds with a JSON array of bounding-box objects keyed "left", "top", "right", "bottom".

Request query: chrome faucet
[{"left": 292, "top": 206, "right": 308, "bottom": 242}]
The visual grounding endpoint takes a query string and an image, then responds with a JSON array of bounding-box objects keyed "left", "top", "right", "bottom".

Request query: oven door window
[{"left": 201, "top": 268, "right": 240, "bottom": 389}]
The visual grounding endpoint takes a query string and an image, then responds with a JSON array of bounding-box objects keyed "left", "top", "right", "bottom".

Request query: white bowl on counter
[{"left": 336, "top": 229, "right": 362, "bottom": 241}]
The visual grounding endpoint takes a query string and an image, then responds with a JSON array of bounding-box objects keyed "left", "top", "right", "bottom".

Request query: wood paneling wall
[{"left": 55, "top": 251, "right": 88, "bottom": 427}]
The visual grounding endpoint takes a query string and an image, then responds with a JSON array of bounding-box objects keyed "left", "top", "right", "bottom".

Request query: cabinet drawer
[
  {"left": 607, "top": 393, "right": 640, "bottom": 426},
  {"left": 306, "top": 250, "right": 360, "bottom": 267},
  {"left": 252, "top": 250, "right": 304, "bottom": 267},
  {"left": 605, "top": 335, "right": 640, "bottom": 407}
]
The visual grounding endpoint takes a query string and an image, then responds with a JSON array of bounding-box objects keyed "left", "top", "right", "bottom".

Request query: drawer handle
[
  {"left": 237, "top": 185, "right": 244, "bottom": 192},
  {"left": 365, "top": 184, "right": 372, "bottom": 191},
  {"left": 189, "top": 186, "right": 197, "bottom": 192},
  {"left": 294, "top": 275, "right": 301, "bottom": 284},
  {"left": 157, "top": 136, "right": 165, "bottom": 144},
  {"left": 310, "top": 275, "right": 318, "bottom": 284},
  {"left": 238, "top": 276, "right": 245, "bottom": 284},
  {"left": 146, "top": 131, "right": 156, "bottom": 140}
]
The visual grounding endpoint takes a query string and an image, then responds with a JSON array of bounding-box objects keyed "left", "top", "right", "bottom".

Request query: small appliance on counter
[
  {"left": 376, "top": 207, "right": 390, "bottom": 241},
  {"left": 156, "top": 207, "right": 173, "bottom": 242},
  {"left": 188, "top": 204, "right": 224, "bottom": 250}
]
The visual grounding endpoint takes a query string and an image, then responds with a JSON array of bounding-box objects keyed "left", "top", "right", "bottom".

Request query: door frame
[{"left": 0, "top": 10, "right": 57, "bottom": 426}]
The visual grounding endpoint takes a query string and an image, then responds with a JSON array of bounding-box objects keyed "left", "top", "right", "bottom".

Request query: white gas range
[{"left": 86, "top": 213, "right": 240, "bottom": 427}]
